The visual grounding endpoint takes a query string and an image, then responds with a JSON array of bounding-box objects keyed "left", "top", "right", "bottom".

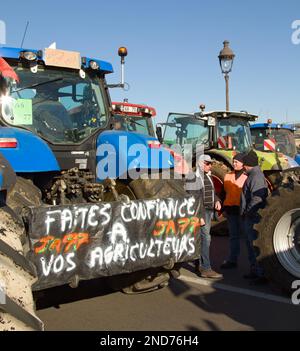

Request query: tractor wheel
[
  {"left": 210, "top": 160, "right": 231, "bottom": 236},
  {"left": 103, "top": 174, "right": 187, "bottom": 202},
  {"left": 0, "top": 206, "right": 43, "bottom": 330},
  {"left": 106, "top": 176, "right": 187, "bottom": 294},
  {"left": 121, "top": 271, "right": 170, "bottom": 294},
  {"left": 103, "top": 180, "right": 137, "bottom": 202},
  {"left": 128, "top": 174, "right": 187, "bottom": 200},
  {"left": 254, "top": 184, "right": 300, "bottom": 293},
  {"left": 107, "top": 268, "right": 171, "bottom": 295}
]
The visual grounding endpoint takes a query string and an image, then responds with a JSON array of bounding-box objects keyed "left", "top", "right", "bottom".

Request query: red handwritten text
[
  {"left": 35, "top": 233, "right": 89, "bottom": 255},
  {"left": 152, "top": 217, "right": 201, "bottom": 237}
]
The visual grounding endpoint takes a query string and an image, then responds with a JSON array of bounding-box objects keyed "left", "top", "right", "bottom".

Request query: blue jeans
[
  {"left": 199, "top": 209, "right": 214, "bottom": 270},
  {"left": 243, "top": 215, "right": 264, "bottom": 277},
  {"left": 227, "top": 213, "right": 242, "bottom": 263}
]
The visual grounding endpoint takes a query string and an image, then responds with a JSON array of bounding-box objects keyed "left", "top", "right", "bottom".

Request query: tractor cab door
[
  {"left": 163, "top": 113, "right": 210, "bottom": 148},
  {"left": 161, "top": 113, "right": 210, "bottom": 167}
]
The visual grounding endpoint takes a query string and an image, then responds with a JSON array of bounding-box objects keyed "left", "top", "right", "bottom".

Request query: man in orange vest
[{"left": 220, "top": 153, "right": 248, "bottom": 269}]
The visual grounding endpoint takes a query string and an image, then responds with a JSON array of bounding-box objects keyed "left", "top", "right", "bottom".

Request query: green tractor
[
  {"left": 158, "top": 108, "right": 299, "bottom": 195},
  {"left": 158, "top": 108, "right": 300, "bottom": 293}
]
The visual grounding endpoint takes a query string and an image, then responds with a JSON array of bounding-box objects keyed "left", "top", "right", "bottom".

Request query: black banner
[{"left": 25, "top": 195, "right": 202, "bottom": 290}]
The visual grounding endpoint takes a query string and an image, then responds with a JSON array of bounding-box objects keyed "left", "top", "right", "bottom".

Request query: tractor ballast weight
[{"left": 0, "top": 47, "right": 198, "bottom": 330}]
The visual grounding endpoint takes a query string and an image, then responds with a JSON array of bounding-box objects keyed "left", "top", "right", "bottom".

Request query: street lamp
[{"left": 218, "top": 40, "right": 235, "bottom": 111}]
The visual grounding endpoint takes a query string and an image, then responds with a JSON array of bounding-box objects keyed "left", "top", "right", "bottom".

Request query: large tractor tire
[
  {"left": 128, "top": 176, "right": 187, "bottom": 200},
  {"left": 254, "top": 184, "right": 300, "bottom": 293},
  {"left": 105, "top": 176, "right": 187, "bottom": 294},
  {"left": 0, "top": 206, "right": 43, "bottom": 330},
  {"left": 0, "top": 177, "right": 44, "bottom": 330},
  {"left": 103, "top": 173, "right": 187, "bottom": 202}
]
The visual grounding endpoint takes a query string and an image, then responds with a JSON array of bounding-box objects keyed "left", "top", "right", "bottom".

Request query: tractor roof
[
  {"left": 0, "top": 46, "right": 113, "bottom": 74},
  {"left": 112, "top": 102, "right": 156, "bottom": 117},
  {"left": 251, "top": 123, "right": 296, "bottom": 131},
  {"left": 198, "top": 111, "right": 258, "bottom": 121}
]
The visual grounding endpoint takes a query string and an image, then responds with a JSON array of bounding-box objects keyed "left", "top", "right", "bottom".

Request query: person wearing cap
[
  {"left": 220, "top": 153, "right": 248, "bottom": 269},
  {"left": 240, "top": 150, "right": 268, "bottom": 283},
  {"left": 194, "top": 154, "right": 223, "bottom": 279}
]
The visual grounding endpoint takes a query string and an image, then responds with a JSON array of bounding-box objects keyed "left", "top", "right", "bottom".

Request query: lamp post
[{"left": 218, "top": 40, "right": 235, "bottom": 111}]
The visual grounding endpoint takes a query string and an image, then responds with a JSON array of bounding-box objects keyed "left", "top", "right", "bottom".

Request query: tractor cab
[
  {"left": 160, "top": 107, "right": 296, "bottom": 176},
  {"left": 161, "top": 110, "right": 256, "bottom": 154},
  {"left": 0, "top": 47, "right": 112, "bottom": 145},
  {"left": 111, "top": 101, "right": 156, "bottom": 137},
  {"left": 197, "top": 110, "right": 255, "bottom": 153},
  {"left": 0, "top": 47, "right": 115, "bottom": 173},
  {"left": 251, "top": 120, "right": 300, "bottom": 165}
]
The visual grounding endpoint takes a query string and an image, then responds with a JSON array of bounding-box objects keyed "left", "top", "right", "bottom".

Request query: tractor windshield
[
  {"left": 112, "top": 114, "right": 154, "bottom": 136},
  {"left": 0, "top": 64, "right": 109, "bottom": 144},
  {"left": 163, "top": 113, "right": 209, "bottom": 148},
  {"left": 251, "top": 128, "right": 297, "bottom": 158},
  {"left": 217, "top": 118, "right": 252, "bottom": 153}
]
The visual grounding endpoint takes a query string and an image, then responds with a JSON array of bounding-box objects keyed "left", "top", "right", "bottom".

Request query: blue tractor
[
  {"left": 251, "top": 120, "right": 300, "bottom": 165},
  {"left": 0, "top": 47, "right": 197, "bottom": 330}
]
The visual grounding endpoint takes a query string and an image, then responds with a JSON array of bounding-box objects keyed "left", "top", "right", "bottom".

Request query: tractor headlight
[
  {"left": 20, "top": 51, "right": 37, "bottom": 61},
  {"left": 89, "top": 60, "right": 99, "bottom": 70}
]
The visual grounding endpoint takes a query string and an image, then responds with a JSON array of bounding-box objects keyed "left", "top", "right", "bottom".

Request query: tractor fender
[
  {"left": 96, "top": 130, "right": 174, "bottom": 180},
  {"left": 206, "top": 149, "right": 233, "bottom": 169},
  {"left": 0, "top": 127, "right": 60, "bottom": 173}
]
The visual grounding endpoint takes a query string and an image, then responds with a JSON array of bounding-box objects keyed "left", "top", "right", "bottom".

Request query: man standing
[
  {"left": 195, "top": 154, "right": 223, "bottom": 279},
  {"left": 240, "top": 150, "right": 268, "bottom": 283},
  {"left": 220, "top": 153, "right": 248, "bottom": 269}
]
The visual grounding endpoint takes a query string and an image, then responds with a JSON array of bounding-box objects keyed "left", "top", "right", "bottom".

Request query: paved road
[{"left": 36, "top": 236, "right": 300, "bottom": 331}]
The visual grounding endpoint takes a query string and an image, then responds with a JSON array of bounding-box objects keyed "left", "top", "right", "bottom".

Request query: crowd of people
[{"left": 191, "top": 150, "right": 268, "bottom": 285}]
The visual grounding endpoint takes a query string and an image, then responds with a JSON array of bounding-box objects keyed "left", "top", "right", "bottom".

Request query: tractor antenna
[{"left": 20, "top": 21, "right": 29, "bottom": 49}]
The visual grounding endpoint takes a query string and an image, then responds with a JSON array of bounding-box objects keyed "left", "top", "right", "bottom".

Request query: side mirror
[{"left": 156, "top": 125, "right": 163, "bottom": 143}]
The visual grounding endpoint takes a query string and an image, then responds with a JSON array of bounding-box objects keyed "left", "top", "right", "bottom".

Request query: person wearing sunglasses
[{"left": 195, "top": 154, "right": 223, "bottom": 279}]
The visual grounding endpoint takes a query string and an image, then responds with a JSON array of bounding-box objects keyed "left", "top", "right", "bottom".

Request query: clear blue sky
[{"left": 2, "top": 0, "right": 300, "bottom": 125}]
